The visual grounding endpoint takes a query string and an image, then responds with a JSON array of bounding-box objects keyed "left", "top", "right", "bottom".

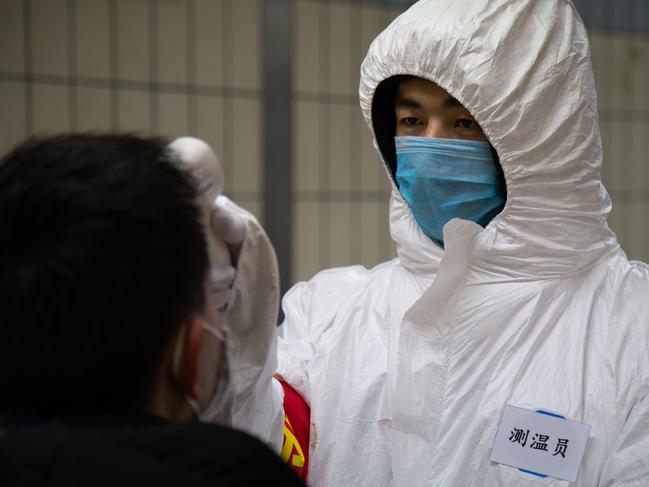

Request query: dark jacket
[{"left": 0, "top": 412, "right": 305, "bottom": 486}]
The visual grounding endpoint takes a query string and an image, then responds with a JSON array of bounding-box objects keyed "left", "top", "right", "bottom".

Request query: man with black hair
[{"left": 0, "top": 134, "right": 303, "bottom": 486}]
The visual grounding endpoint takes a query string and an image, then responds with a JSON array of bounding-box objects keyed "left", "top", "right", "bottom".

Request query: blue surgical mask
[{"left": 395, "top": 136, "right": 505, "bottom": 247}]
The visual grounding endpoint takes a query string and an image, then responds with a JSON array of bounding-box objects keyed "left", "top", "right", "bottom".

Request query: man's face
[{"left": 394, "top": 77, "right": 488, "bottom": 142}]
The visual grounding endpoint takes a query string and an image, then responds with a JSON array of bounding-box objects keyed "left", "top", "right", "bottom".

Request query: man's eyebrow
[
  {"left": 394, "top": 97, "right": 422, "bottom": 109},
  {"left": 443, "top": 96, "right": 463, "bottom": 109},
  {"left": 395, "top": 95, "right": 466, "bottom": 110}
]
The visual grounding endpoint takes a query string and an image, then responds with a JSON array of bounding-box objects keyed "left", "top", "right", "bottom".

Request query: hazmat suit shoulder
[
  {"left": 277, "top": 256, "right": 424, "bottom": 403},
  {"left": 603, "top": 257, "right": 649, "bottom": 408},
  {"left": 597, "top": 258, "right": 649, "bottom": 486},
  {"left": 275, "top": 0, "right": 649, "bottom": 485},
  {"left": 606, "top": 258, "right": 649, "bottom": 385}
]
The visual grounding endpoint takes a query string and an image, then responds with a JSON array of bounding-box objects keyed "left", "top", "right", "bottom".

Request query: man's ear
[{"left": 173, "top": 316, "right": 204, "bottom": 401}]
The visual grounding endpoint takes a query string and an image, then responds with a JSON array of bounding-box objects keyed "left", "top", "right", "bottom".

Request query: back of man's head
[{"left": 0, "top": 133, "right": 209, "bottom": 417}]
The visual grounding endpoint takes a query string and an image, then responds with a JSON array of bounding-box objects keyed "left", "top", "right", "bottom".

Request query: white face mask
[
  {"left": 173, "top": 318, "right": 231, "bottom": 421},
  {"left": 190, "top": 319, "right": 231, "bottom": 420}
]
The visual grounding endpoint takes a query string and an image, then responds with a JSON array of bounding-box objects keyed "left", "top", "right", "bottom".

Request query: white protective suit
[{"left": 271, "top": 0, "right": 649, "bottom": 486}]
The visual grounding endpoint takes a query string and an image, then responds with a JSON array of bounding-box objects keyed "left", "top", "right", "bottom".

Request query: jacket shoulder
[{"left": 0, "top": 418, "right": 304, "bottom": 487}]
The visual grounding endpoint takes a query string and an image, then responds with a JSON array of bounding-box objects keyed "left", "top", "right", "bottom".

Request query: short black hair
[
  {"left": 372, "top": 75, "right": 414, "bottom": 178},
  {"left": 0, "top": 133, "right": 209, "bottom": 417}
]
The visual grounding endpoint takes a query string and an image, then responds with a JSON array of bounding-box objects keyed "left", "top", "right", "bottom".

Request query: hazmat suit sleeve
[
  {"left": 200, "top": 196, "right": 285, "bottom": 453},
  {"left": 274, "top": 266, "right": 372, "bottom": 408},
  {"left": 275, "top": 282, "right": 315, "bottom": 407},
  {"left": 598, "top": 390, "right": 649, "bottom": 486}
]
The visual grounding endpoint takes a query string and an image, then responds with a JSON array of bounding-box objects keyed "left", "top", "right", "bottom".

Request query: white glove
[
  {"left": 167, "top": 137, "right": 241, "bottom": 314},
  {"left": 168, "top": 137, "right": 283, "bottom": 447},
  {"left": 210, "top": 196, "right": 279, "bottom": 334},
  {"left": 201, "top": 196, "right": 284, "bottom": 450},
  {"left": 207, "top": 202, "right": 246, "bottom": 312}
]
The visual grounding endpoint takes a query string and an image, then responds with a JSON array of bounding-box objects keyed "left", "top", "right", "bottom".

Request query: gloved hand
[
  {"left": 167, "top": 137, "right": 237, "bottom": 312},
  {"left": 207, "top": 202, "right": 245, "bottom": 312},
  {"left": 202, "top": 195, "right": 284, "bottom": 449},
  {"left": 209, "top": 196, "right": 279, "bottom": 333},
  {"left": 168, "top": 136, "right": 283, "bottom": 448}
]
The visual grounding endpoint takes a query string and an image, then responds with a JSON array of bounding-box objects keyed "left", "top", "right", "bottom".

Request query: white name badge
[{"left": 490, "top": 405, "right": 591, "bottom": 482}]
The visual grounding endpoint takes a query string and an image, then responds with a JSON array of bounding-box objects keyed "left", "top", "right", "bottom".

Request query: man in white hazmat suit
[{"left": 210, "top": 0, "right": 649, "bottom": 485}]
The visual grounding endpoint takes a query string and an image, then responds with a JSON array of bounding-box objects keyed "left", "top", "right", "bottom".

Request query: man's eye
[
  {"left": 400, "top": 117, "right": 420, "bottom": 126},
  {"left": 456, "top": 118, "right": 477, "bottom": 129}
]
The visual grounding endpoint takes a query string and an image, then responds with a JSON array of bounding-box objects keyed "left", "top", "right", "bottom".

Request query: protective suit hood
[{"left": 359, "top": 0, "right": 619, "bottom": 278}]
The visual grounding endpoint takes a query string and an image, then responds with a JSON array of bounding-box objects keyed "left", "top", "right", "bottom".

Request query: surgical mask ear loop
[
  {"left": 172, "top": 319, "right": 230, "bottom": 422},
  {"left": 168, "top": 325, "right": 193, "bottom": 418},
  {"left": 197, "top": 321, "right": 231, "bottom": 423},
  {"left": 170, "top": 321, "right": 203, "bottom": 421},
  {"left": 185, "top": 397, "right": 201, "bottom": 421}
]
